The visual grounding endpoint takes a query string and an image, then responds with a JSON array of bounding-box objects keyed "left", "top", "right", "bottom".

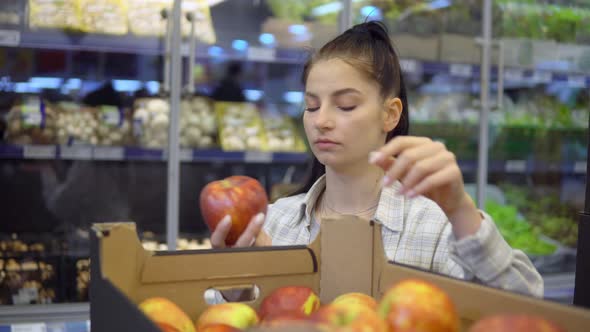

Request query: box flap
[{"left": 319, "top": 216, "right": 374, "bottom": 302}]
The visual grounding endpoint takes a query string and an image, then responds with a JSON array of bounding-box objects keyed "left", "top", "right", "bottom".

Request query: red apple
[
  {"left": 196, "top": 303, "right": 259, "bottom": 331},
  {"left": 310, "top": 302, "right": 387, "bottom": 332},
  {"left": 198, "top": 323, "right": 241, "bottom": 332},
  {"left": 331, "top": 292, "right": 377, "bottom": 311},
  {"left": 259, "top": 286, "right": 321, "bottom": 320},
  {"left": 261, "top": 311, "right": 311, "bottom": 328},
  {"left": 468, "top": 314, "right": 565, "bottom": 332},
  {"left": 378, "top": 279, "right": 459, "bottom": 332},
  {"left": 200, "top": 175, "right": 268, "bottom": 246},
  {"left": 138, "top": 297, "right": 196, "bottom": 332}
]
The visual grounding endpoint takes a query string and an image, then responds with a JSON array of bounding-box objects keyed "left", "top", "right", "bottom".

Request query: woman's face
[{"left": 303, "top": 58, "right": 392, "bottom": 172}]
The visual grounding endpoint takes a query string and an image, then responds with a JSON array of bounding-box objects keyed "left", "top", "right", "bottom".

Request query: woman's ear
[{"left": 383, "top": 97, "right": 402, "bottom": 132}]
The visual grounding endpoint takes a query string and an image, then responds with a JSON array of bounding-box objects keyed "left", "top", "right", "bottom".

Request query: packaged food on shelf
[
  {"left": 0, "top": 256, "right": 57, "bottom": 305},
  {"left": 75, "top": 258, "right": 90, "bottom": 301},
  {"left": 215, "top": 102, "right": 267, "bottom": 151},
  {"left": 133, "top": 97, "right": 217, "bottom": 149},
  {"left": 181, "top": 0, "right": 216, "bottom": 43},
  {"left": 179, "top": 96, "right": 217, "bottom": 148},
  {"left": 28, "top": 0, "right": 82, "bottom": 30},
  {"left": 0, "top": 0, "right": 21, "bottom": 26},
  {"left": 54, "top": 102, "right": 99, "bottom": 145},
  {"left": 262, "top": 115, "right": 306, "bottom": 152},
  {"left": 78, "top": 0, "right": 128, "bottom": 35},
  {"left": 133, "top": 98, "right": 169, "bottom": 148},
  {"left": 127, "top": 0, "right": 169, "bottom": 36},
  {"left": 96, "top": 105, "right": 133, "bottom": 146},
  {"left": 4, "top": 97, "right": 57, "bottom": 145}
]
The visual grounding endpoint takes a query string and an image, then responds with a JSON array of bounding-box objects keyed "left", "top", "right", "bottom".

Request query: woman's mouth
[{"left": 314, "top": 139, "right": 339, "bottom": 149}]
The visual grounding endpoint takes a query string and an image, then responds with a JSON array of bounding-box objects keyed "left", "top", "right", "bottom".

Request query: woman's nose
[{"left": 314, "top": 106, "right": 334, "bottom": 130}]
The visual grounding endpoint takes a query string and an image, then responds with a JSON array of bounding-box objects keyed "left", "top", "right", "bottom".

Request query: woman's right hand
[{"left": 210, "top": 213, "right": 266, "bottom": 248}]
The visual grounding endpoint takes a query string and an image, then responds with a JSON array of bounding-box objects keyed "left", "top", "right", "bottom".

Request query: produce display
[
  {"left": 262, "top": 115, "right": 306, "bottom": 153},
  {"left": 500, "top": 183, "right": 579, "bottom": 248},
  {"left": 75, "top": 258, "right": 90, "bottom": 302},
  {"left": 133, "top": 97, "right": 217, "bottom": 149},
  {"left": 127, "top": 0, "right": 169, "bottom": 36},
  {"left": 485, "top": 200, "right": 558, "bottom": 256},
  {"left": 137, "top": 278, "right": 566, "bottom": 332},
  {"left": 4, "top": 97, "right": 57, "bottom": 145},
  {"left": 78, "top": 0, "right": 128, "bottom": 35},
  {"left": 54, "top": 103, "right": 99, "bottom": 145},
  {"left": 0, "top": 0, "right": 21, "bottom": 26},
  {"left": 0, "top": 236, "right": 57, "bottom": 305},
  {"left": 216, "top": 102, "right": 267, "bottom": 151},
  {"left": 28, "top": 0, "right": 81, "bottom": 31},
  {"left": 200, "top": 176, "right": 268, "bottom": 246}
]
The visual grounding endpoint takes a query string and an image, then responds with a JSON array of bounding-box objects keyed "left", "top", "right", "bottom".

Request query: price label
[
  {"left": 11, "top": 323, "right": 46, "bottom": 332},
  {"left": 400, "top": 59, "right": 420, "bottom": 73},
  {"left": 574, "top": 162, "right": 587, "bottom": 174},
  {"left": 23, "top": 145, "right": 55, "bottom": 159},
  {"left": 93, "top": 147, "right": 124, "bottom": 160},
  {"left": 247, "top": 47, "right": 276, "bottom": 62},
  {"left": 245, "top": 151, "right": 272, "bottom": 163},
  {"left": 100, "top": 106, "right": 122, "bottom": 127},
  {"left": 0, "top": 29, "right": 20, "bottom": 46},
  {"left": 532, "top": 70, "right": 552, "bottom": 83},
  {"left": 180, "top": 148, "right": 192, "bottom": 162},
  {"left": 568, "top": 75, "right": 586, "bottom": 88},
  {"left": 505, "top": 160, "right": 527, "bottom": 173},
  {"left": 450, "top": 64, "right": 472, "bottom": 77},
  {"left": 60, "top": 145, "right": 92, "bottom": 160},
  {"left": 504, "top": 68, "right": 524, "bottom": 81}
]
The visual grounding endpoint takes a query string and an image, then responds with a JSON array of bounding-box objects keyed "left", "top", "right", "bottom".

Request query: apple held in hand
[
  {"left": 378, "top": 279, "right": 459, "bottom": 332},
  {"left": 200, "top": 175, "right": 268, "bottom": 246},
  {"left": 469, "top": 314, "right": 565, "bottom": 332},
  {"left": 196, "top": 303, "right": 259, "bottom": 331},
  {"left": 259, "top": 286, "right": 321, "bottom": 320},
  {"left": 138, "top": 297, "right": 196, "bottom": 332}
]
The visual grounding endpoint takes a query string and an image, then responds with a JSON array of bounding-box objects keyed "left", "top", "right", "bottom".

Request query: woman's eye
[
  {"left": 305, "top": 106, "right": 320, "bottom": 112},
  {"left": 339, "top": 106, "right": 356, "bottom": 111}
]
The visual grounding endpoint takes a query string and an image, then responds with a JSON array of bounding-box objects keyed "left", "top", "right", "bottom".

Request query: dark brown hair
[{"left": 292, "top": 21, "right": 410, "bottom": 196}]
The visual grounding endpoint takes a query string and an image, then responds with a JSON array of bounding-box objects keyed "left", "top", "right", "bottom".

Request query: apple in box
[
  {"left": 378, "top": 279, "right": 460, "bottom": 332},
  {"left": 200, "top": 175, "right": 268, "bottom": 246},
  {"left": 469, "top": 314, "right": 565, "bottom": 332},
  {"left": 259, "top": 286, "right": 321, "bottom": 320}
]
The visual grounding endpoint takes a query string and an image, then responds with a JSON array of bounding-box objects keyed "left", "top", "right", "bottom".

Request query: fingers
[
  {"left": 210, "top": 215, "right": 232, "bottom": 248},
  {"left": 398, "top": 150, "right": 456, "bottom": 195},
  {"left": 372, "top": 136, "right": 433, "bottom": 162},
  {"left": 234, "top": 213, "right": 266, "bottom": 247},
  {"left": 410, "top": 164, "right": 462, "bottom": 198},
  {"left": 380, "top": 141, "right": 446, "bottom": 187}
]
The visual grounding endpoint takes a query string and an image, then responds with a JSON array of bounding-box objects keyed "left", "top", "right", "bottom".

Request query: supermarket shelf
[
  {"left": 0, "top": 145, "right": 586, "bottom": 174},
  {"left": 0, "top": 303, "right": 88, "bottom": 325},
  {"left": 5, "top": 27, "right": 590, "bottom": 84},
  {"left": 0, "top": 144, "right": 310, "bottom": 164}
]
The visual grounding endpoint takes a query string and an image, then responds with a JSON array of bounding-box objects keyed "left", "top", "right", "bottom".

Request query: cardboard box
[{"left": 90, "top": 218, "right": 590, "bottom": 332}]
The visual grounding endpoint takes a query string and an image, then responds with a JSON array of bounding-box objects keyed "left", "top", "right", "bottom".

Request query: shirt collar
[{"left": 297, "top": 174, "right": 405, "bottom": 232}]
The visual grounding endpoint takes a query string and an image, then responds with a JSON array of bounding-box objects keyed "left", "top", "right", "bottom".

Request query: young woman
[{"left": 210, "top": 21, "right": 543, "bottom": 297}]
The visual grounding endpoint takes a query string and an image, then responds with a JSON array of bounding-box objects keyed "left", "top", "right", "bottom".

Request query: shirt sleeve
[{"left": 433, "top": 211, "right": 544, "bottom": 298}]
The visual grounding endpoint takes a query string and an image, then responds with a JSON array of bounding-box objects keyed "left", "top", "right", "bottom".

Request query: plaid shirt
[{"left": 263, "top": 175, "right": 544, "bottom": 298}]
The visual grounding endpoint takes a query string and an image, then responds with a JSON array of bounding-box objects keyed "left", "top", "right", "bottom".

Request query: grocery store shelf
[
  {"left": 0, "top": 303, "right": 88, "bottom": 325},
  {"left": 6, "top": 27, "right": 590, "bottom": 84},
  {"left": 0, "top": 144, "right": 310, "bottom": 164},
  {"left": 0, "top": 144, "right": 585, "bottom": 174}
]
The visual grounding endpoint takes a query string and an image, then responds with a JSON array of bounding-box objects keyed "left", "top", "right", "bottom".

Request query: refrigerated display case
[{"left": 0, "top": 0, "right": 588, "bottom": 329}]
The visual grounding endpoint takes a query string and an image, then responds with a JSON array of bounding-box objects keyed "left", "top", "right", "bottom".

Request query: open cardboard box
[{"left": 90, "top": 217, "right": 590, "bottom": 332}]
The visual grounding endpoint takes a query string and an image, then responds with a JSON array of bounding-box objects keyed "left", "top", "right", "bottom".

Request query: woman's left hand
[{"left": 369, "top": 136, "right": 480, "bottom": 233}]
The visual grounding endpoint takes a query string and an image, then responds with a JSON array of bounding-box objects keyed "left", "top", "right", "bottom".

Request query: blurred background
[{"left": 0, "top": 0, "right": 588, "bottom": 328}]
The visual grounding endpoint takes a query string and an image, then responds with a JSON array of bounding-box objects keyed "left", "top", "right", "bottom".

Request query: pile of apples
[{"left": 138, "top": 279, "right": 564, "bottom": 332}]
